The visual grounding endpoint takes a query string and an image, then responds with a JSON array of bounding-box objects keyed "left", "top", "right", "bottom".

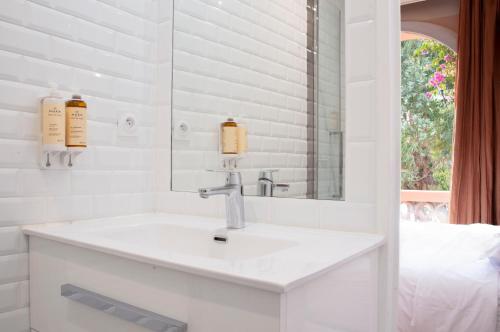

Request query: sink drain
[{"left": 213, "top": 235, "right": 227, "bottom": 243}]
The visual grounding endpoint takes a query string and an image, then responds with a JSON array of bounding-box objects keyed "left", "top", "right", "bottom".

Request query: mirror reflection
[{"left": 171, "top": 0, "right": 344, "bottom": 199}]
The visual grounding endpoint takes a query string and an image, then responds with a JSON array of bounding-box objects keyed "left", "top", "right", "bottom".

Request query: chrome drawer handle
[{"left": 61, "top": 284, "right": 187, "bottom": 332}]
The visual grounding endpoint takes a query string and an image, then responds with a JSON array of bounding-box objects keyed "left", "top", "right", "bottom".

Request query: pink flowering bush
[
  {"left": 417, "top": 43, "right": 456, "bottom": 102},
  {"left": 429, "top": 71, "right": 445, "bottom": 88}
]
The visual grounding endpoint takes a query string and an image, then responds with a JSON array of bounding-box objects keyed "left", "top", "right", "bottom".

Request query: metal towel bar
[{"left": 61, "top": 284, "right": 187, "bottom": 332}]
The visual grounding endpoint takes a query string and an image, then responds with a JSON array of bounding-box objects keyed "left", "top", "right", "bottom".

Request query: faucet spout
[
  {"left": 199, "top": 185, "right": 237, "bottom": 198},
  {"left": 198, "top": 172, "right": 245, "bottom": 229}
]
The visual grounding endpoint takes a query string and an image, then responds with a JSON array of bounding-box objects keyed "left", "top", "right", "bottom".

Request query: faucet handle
[{"left": 258, "top": 169, "right": 279, "bottom": 181}]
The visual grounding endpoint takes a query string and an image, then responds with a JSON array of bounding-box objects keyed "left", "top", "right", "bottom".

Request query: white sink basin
[
  {"left": 87, "top": 223, "right": 297, "bottom": 260},
  {"left": 23, "top": 213, "right": 384, "bottom": 292}
]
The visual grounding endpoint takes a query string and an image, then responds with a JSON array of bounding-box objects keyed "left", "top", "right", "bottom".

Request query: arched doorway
[
  {"left": 399, "top": 35, "right": 457, "bottom": 222},
  {"left": 401, "top": 22, "right": 457, "bottom": 52}
]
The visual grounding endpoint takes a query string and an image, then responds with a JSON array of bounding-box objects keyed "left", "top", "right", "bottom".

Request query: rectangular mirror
[{"left": 171, "top": 0, "right": 344, "bottom": 200}]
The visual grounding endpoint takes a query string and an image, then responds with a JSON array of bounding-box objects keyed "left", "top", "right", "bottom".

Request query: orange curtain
[{"left": 450, "top": 0, "right": 500, "bottom": 225}]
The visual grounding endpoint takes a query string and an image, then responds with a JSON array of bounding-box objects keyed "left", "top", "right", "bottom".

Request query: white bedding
[
  {"left": 497, "top": 274, "right": 500, "bottom": 331},
  {"left": 399, "top": 221, "right": 500, "bottom": 332}
]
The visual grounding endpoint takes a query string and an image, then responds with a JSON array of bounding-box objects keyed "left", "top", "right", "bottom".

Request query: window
[{"left": 400, "top": 36, "right": 457, "bottom": 222}]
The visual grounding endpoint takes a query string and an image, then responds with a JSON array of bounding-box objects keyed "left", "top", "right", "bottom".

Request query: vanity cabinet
[{"left": 29, "top": 237, "right": 379, "bottom": 332}]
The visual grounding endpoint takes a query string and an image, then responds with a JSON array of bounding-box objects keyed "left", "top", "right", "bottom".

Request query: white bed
[{"left": 399, "top": 221, "right": 500, "bottom": 332}]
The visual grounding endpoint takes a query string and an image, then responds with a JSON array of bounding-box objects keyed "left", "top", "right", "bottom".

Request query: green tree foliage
[{"left": 401, "top": 39, "right": 456, "bottom": 190}]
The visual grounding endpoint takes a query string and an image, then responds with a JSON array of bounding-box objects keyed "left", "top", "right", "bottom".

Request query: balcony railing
[{"left": 400, "top": 190, "right": 450, "bottom": 223}]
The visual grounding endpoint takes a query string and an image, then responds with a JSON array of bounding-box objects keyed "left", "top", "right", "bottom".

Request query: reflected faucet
[
  {"left": 257, "top": 170, "right": 290, "bottom": 197},
  {"left": 199, "top": 171, "right": 245, "bottom": 229}
]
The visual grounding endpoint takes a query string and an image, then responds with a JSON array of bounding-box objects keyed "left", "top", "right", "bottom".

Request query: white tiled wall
[
  {"left": 0, "top": 0, "right": 399, "bottom": 330},
  {"left": 171, "top": 0, "right": 312, "bottom": 197},
  {"left": 0, "top": 0, "right": 169, "bottom": 330}
]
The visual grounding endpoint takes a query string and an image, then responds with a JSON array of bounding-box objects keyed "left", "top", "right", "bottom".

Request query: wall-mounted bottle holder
[
  {"left": 40, "top": 146, "right": 85, "bottom": 170},
  {"left": 39, "top": 91, "right": 88, "bottom": 170},
  {"left": 219, "top": 154, "right": 242, "bottom": 170}
]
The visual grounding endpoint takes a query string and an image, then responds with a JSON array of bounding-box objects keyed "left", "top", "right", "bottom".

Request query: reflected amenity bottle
[{"left": 221, "top": 118, "right": 238, "bottom": 154}]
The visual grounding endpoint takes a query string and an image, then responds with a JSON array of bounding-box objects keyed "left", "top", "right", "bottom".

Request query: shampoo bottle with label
[
  {"left": 65, "top": 95, "right": 87, "bottom": 148},
  {"left": 41, "top": 90, "right": 66, "bottom": 150}
]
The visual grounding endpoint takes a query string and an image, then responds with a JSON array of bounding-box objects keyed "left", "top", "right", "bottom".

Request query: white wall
[
  {"left": 0, "top": 0, "right": 399, "bottom": 330},
  {"left": 0, "top": 0, "right": 167, "bottom": 330}
]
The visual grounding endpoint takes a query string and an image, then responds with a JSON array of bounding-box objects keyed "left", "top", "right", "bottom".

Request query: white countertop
[{"left": 23, "top": 213, "right": 384, "bottom": 293}]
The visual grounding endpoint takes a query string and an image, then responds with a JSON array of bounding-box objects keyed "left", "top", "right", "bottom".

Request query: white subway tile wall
[
  {"left": 0, "top": 0, "right": 392, "bottom": 329},
  {"left": 171, "top": 0, "right": 312, "bottom": 197},
  {"left": 153, "top": 4, "right": 173, "bottom": 195},
  {"left": 159, "top": 0, "right": 380, "bottom": 233},
  {"left": 0, "top": 0, "right": 170, "bottom": 330}
]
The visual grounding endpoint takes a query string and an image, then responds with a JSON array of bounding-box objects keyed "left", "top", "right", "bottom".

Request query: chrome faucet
[
  {"left": 257, "top": 170, "right": 290, "bottom": 197},
  {"left": 199, "top": 171, "right": 245, "bottom": 229}
]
